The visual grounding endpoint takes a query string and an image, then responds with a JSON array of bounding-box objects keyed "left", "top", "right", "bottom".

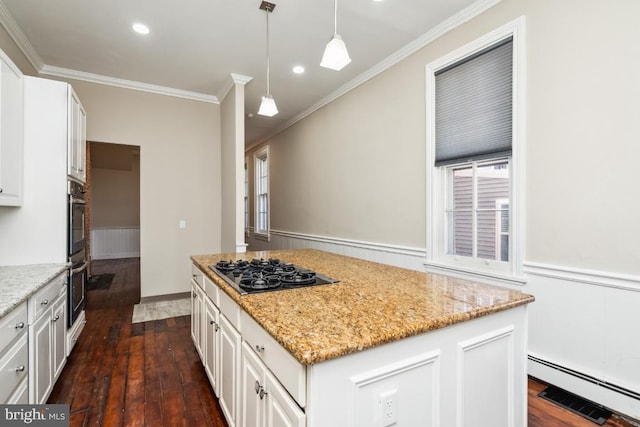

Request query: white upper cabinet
[
  {"left": 67, "top": 87, "right": 86, "bottom": 183},
  {"left": 0, "top": 49, "right": 24, "bottom": 206}
]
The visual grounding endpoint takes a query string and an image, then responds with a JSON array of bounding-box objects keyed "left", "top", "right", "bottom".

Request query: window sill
[{"left": 424, "top": 260, "right": 527, "bottom": 287}]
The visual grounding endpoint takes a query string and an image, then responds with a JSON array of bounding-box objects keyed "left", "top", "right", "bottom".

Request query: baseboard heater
[{"left": 528, "top": 355, "right": 640, "bottom": 401}]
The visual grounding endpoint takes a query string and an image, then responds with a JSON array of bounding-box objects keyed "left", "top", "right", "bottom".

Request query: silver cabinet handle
[
  {"left": 255, "top": 345, "right": 265, "bottom": 353},
  {"left": 14, "top": 365, "right": 25, "bottom": 372},
  {"left": 41, "top": 299, "right": 49, "bottom": 306},
  {"left": 209, "top": 320, "right": 214, "bottom": 325},
  {"left": 52, "top": 314, "right": 60, "bottom": 322},
  {"left": 215, "top": 324, "right": 219, "bottom": 332},
  {"left": 14, "top": 322, "right": 25, "bottom": 329},
  {"left": 192, "top": 292, "right": 197, "bottom": 298},
  {"left": 255, "top": 380, "right": 261, "bottom": 394},
  {"left": 259, "top": 387, "right": 268, "bottom": 400},
  {"left": 0, "top": 188, "right": 3, "bottom": 194}
]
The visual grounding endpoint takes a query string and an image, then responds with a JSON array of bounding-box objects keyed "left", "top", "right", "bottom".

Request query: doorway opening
[{"left": 86, "top": 141, "right": 141, "bottom": 303}]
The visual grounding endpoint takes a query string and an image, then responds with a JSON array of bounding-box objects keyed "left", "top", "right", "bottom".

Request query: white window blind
[{"left": 435, "top": 37, "right": 513, "bottom": 166}]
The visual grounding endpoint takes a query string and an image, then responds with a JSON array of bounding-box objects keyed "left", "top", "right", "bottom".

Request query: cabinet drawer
[
  {"left": 29, "top": 272, "right": 66, "bottom": 323},
  {"left": 204, "top": 275, "right": 219, "bottom": 306},
  {"left": 191, "top": 263, "right": 204, "bottom": 289},
  {"left": 0, "top": 302, "right": 27, "bottom": 353},
  {"left": 219, "top": 290, "right": 240, "bottom": 331},
  {"left": 241, "top": 311, "right": 306, "bottom": 407},
  {"left": 0, "top": 334, "right": 28, "bottom": 404}
]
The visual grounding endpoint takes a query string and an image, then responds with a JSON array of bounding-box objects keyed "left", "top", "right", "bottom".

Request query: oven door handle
[
  {"left": 71, "top": 262, "right": 88, "bottom": 275},
  {"left": 70, "top": 197, "right": 86, "bottom": 205}
]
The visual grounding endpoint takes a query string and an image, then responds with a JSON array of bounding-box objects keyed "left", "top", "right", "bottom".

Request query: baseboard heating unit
[
  {"left": 528, "top": 355, "right": 640, "bottom": 402},
  {"left": 538, "top": 385, "right": 612, "bottom": 425}
]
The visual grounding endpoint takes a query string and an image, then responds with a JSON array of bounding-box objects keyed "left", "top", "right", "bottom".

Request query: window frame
[
  {"left": 244, "top": 157, "right": 249, "bottom": 235},
  {"left": 425, "top": 17, "right": 526, "bottom": 284},
  {"left": 254, "top": 146, "right": 270, "bottom": 240}
]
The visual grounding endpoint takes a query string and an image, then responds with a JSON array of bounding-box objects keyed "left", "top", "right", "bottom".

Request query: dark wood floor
[{"left": 49, "top": 258, "right": 636, "bottom": 427}]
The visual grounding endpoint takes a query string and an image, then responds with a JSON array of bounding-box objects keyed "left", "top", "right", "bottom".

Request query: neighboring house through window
[
  {"left": 254, "top": 146, "right": 269, "bottom": 238},
  {"left": 426, "top": 18, "right": 525, "bottom": 283}
]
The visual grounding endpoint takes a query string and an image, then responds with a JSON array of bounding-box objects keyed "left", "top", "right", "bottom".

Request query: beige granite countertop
[
  {"left": 191, "top": 249, "right": 534, "bottom": 365},
  {"left": 0, "top": 263, "right": 70, "bottom": 319}
]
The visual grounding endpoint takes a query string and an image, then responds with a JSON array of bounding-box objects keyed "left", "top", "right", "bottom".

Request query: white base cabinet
[
  {"left": 204, "top": 296, "right": 220, "bottom": 396},
  {"left": 191, "top": 263, "right": 528, "bottom": 427},
  {"left": 241, "top": 341, "right": 304, "bottom": 427},
  {"left": 28, "top": 272, "right": 67, "bottom": 404},
  {"left": 0, "top": 302, "right": 28, "bottom": 404}
]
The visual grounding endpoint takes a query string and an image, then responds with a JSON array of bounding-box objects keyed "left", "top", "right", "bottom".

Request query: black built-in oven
[{"left": 68, "top": 180, "right": 87, "bottom": 326}]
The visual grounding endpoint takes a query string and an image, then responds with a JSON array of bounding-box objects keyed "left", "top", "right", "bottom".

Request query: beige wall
[
  {"left": 64, "top": 80, "right": 222, "bottom": 298},
  {"left": 90, "top": 143, "right": 140, "bottom": 229},
  {"left": 247, "top": 0, "right": 640, "bottom": 276}
]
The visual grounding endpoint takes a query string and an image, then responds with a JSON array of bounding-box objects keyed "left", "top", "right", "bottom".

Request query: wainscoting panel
[
  {"left": 246, "top": 229, "right": 427, "bottom": 272},
  {"left": 91, "top": 227, "right": 140, "bottom": 260}
]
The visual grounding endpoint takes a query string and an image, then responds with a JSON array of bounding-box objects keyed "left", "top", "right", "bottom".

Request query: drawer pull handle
[
  {"left": 255, "top": 380, "right": 261, "bottom": 394},
  {"left": 52, "top": 314, "right": 60, "bottom": 322},
  {"left": 259, "top": 387, "right": 268, "bottom": 400},
  {"left": 14, "top": 365, "right": 25, "bottom": 372},
  {"left": 215, "top": 324, "right": 219, "bottom": 332},
  {"left": 14, "top": 322, "right": 25, "bottom": 329},
  {"left": 41, "top": 299, "right": 49, "bottom": 306},
  {"left": 210, "top": 320, "right": 214, "bottom": 325},
  {"left": 255, "top": 345, "right": 265, "bottom": 353}
]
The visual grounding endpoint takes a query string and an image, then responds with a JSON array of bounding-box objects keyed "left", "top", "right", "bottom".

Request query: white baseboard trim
[{"left": 524, "top": 261, "right": 640, "bottom": 292}]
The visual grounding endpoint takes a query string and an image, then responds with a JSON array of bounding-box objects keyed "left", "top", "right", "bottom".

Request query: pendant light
[
  {"left": 258, "top": 1, "right": 278, "bottom": 117},
  {"left": 320, "top": 0, "right": 351, "bottom": 71}
]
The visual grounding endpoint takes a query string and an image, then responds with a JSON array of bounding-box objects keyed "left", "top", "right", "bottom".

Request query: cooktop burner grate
[{"left": 209, "top": 258, "right": 339, "bottom": 295}]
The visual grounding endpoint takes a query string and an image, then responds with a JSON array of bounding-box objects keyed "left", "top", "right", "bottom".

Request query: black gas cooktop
[{"left": 209, "top": 258, "right": 339, "bottom": 295}]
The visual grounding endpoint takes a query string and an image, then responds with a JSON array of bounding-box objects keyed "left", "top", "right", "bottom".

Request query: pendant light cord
[
  {"left": 333, "top": 0, "right": 338, "bottom": 35},
  {"left": 265, "top": 8, "right": 271, "bottom": 96}
]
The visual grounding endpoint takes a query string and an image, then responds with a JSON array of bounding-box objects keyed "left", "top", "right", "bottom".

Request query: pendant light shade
[
  {"left": 320, "top": 0, "right": 351, "bottom": 71},
  {"left": 258, "top": 94, "right": 278, "bottom": 117},
  {"left": 258, "top": 1, "right": 278, "bottom": 117}
]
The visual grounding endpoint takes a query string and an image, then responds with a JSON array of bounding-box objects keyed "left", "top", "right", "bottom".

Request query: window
[
  {"left": 254, "top": 146, "right": 269, "bottom": 238},
  {"left": 426, "top": 18, "right": 525, "bottom": 283},
  {"left": 244, "top": 158, "right": 249, "bottom": 231}
]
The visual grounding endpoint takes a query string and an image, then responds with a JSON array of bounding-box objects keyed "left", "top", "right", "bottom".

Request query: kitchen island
[{"left": 190, "top": 249, "right": 534, "bottom": 427}]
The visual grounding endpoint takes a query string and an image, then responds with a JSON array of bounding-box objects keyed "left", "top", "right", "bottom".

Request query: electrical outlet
[
  {"left": 380, "top": 389, "right": 398, "bottom": 426},
  {"left": 179, "top": 220, "right": 186, "bottom": 229}
]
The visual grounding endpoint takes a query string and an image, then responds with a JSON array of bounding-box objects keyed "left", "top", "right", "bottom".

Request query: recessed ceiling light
[
  {"left": 132, "top": 23, "right": 150, "bottom": 35},
  {"left": 292, "top": 65, "right": 305, "bottom": 74}
]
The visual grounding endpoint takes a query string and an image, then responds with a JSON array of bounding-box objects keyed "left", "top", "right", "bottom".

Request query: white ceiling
[{"left": 0, "top": 0, "right": 480, "bottom": 147}]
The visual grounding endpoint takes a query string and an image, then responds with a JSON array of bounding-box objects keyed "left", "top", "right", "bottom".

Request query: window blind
[{"left": 435, "top": 37, "right": 513, "bottom": 166}]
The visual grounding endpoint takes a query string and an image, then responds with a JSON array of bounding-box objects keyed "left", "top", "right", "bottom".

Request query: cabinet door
[
  {"left": 51, "top": 293, "right": 67, "bottom": 380},
  {"left": 30, "top": 310, "right": 52, "bottom": 404},
  {"left": 204, "top": 297, "right": 220, "bottom": 396},
  {"left": 219, "top": 315, "right": 241, "bottom": 427},
  {"left": 0, "top": 49, "right": 24, "bottom": 206},
  {"left": 67, "top": 88, "right": 86, "bottom": 183},
  {"left": 240, "top": 341, "right": 264, "bottom": 427},
  {"left": 265, "top": 370, "right": 305, "bottom": 427},
  {"left": 191, "top": 281, "right": 203, "bottom": 356}
]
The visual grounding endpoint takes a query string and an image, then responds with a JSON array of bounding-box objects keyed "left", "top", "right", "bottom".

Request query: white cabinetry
[
  {"left": 218, "top": 313, "right": 241, "bottom": 427},
  {"left": 241, "top": 341, "right": 304, "bottom": 427},
  {"left": 67, "top": 88, "right": 86, "bottom": 183},
  {"left": 191, "top": 280, "right": 204, "bottom": 358},
  {"left": 0, "top": 302, "right": 29, "bottom": 404},
  {"left": 204, "top": 296, "right": 220, "bottom": 395},
  {"left": 0, "top": 48, "right": 24, "bottom": 206},
  {"left": 28, "top": 272, "right": 67, "bottom": 404}
]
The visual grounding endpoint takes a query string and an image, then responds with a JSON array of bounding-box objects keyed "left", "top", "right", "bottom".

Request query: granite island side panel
[{"left": 191, "top": 249, "right": 534, "bottom": 365}]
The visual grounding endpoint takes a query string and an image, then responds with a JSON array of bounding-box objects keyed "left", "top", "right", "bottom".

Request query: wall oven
[{"left": 68, "top": 180, "right": 87, "bottom": 327}]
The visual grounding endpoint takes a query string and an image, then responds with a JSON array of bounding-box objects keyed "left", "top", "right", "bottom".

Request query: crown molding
[
  {"left": 0, "top": 0, "right": 44, "bottom": 71},
  {"left": 40, "top": 65, "right": 219, "bottom": 103},
  {"left": 245, "top": 0, "right": 502, "bottom": 150},
  {"left": 218, "top": 73, "right": 254, "bottom": 102}
]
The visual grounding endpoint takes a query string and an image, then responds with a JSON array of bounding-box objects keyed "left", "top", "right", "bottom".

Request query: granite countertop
[
  {"left": 191, "top": 249, "right": 534, "bottom": 365},
  {"left": 0, "top": 263, "right": 70, "bottom": 319}
]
